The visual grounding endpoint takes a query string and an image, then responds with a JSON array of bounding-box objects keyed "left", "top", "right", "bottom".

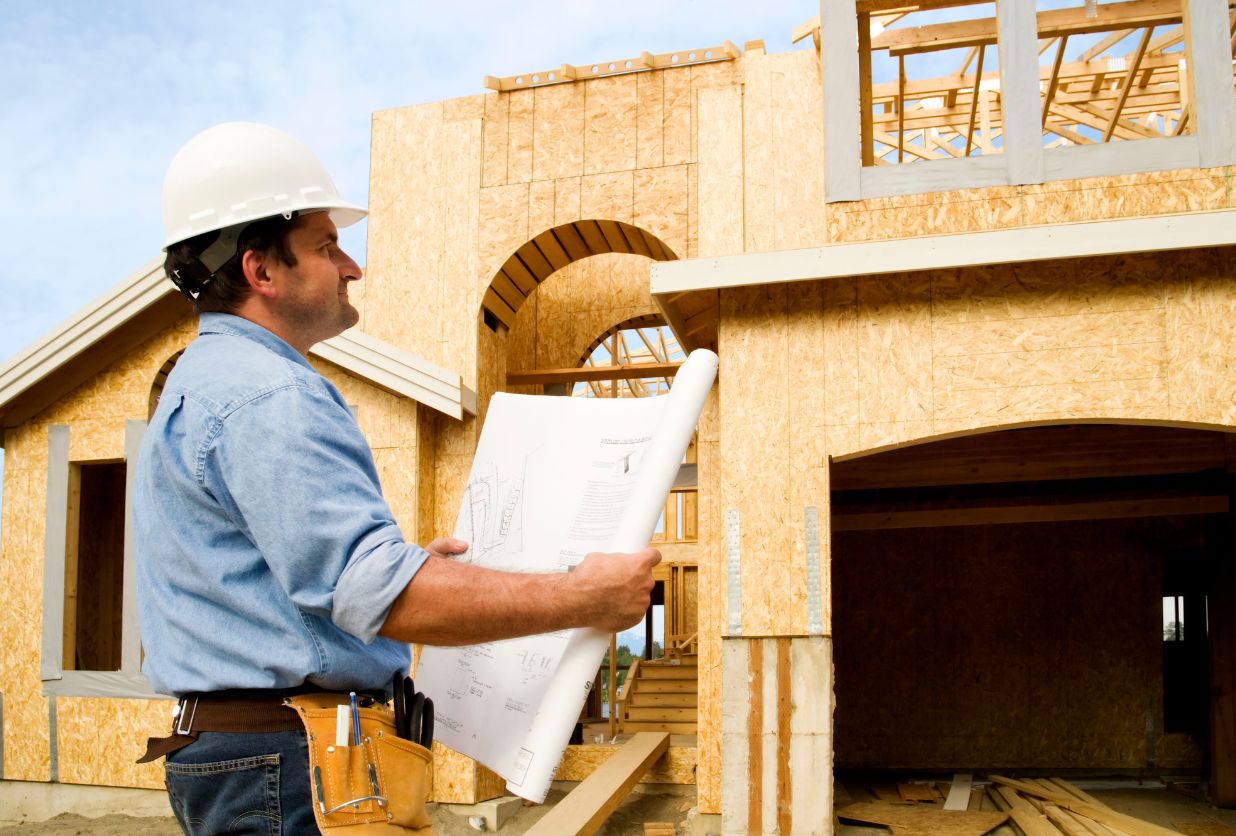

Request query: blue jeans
[{"left": 164, "top": 731, "right": 317, "bottom": 835}]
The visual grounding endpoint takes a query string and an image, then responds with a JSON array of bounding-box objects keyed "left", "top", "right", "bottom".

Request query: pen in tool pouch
[{"left": 349, "top": 691, "right": 361, "bottom": 746}]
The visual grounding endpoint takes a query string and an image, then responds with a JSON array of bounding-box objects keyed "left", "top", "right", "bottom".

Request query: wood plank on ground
[
  {"left": 525, "top": 732, "right": 670, "bottom": 836},
  {"left": 836, "top": 802, "right": 1009, "bottom": 835},
  {"left": 945, "top": 774, "right": 974, "bottom": 811},
  {"left": 993, "top": 785, "right": 1065, "bottom": 836}
]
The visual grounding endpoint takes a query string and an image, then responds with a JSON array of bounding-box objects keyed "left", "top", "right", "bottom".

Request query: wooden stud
[
  {"left": 966, "top": 45, "right": 986, "bottom": 156},
  {"left": 859, "top": 12, "right": 876, "bottom": 167},
  {"left": 1044, "top": 35, "right": 1070, "bottom": 125},
  {"left": 1103, "top": 26, "right": 1155, "bottom": 141}
]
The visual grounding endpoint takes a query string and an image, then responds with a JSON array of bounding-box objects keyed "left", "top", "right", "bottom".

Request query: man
[{"left": 135, "top": 122, "right": 660, "bottom": 833}]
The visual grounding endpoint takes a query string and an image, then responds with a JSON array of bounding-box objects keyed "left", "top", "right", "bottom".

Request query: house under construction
[{"left": 2, "top": 1, "right": 1236, "bottom": 832}]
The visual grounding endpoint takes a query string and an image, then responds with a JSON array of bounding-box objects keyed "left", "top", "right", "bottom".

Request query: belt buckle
[{"left": 174, "top": 696, "right": 199, "bottom": 735}]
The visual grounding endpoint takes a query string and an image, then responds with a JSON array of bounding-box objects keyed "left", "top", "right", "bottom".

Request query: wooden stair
[{"left": 617, "top": 655, "right": 697, "bottom": 735}]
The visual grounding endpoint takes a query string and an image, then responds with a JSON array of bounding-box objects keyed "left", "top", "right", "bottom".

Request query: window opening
[
  {"left": 64, "top": 461, "right": 126, "bottom": 672},
  {"left": 864, "top": 3, "right": 1004, "bottom": 166},
  {"left": 1036, "top": 0, "right": 1192, "bottom": 149}
]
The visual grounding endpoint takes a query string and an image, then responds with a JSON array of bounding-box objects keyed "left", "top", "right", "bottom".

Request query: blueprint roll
[
  {"left": 508, "top": 348, "right": 718, "bottom": 800},
  {"left": 417, "top": 349, "right": 718, "bottom": 803}
]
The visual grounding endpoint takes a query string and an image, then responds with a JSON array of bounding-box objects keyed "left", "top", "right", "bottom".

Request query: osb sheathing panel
[
  {"left": 533, "top": 83, "right": 584, "bottom": 182},
  {"left": 56, "top": 696, "right": 169, "bottom": 789},
  {"left": 717, "top": 285, "right": 806, "bottom": 638},
  {"left": 1164, "top": 247, "right": 1236, "bottom": 426},
  {"left": 507, "top": 89, "right": 534, "bottom": 185},
  {"left": 695, "top": 85, "right": 743, "bottom": 258},
  {"left": 1, "top": 318, "right": 195, "bottom": 786},
  {"left": 367, "top": 103, "right": 482, "bottom": 377},
  {"left": 556, "top": 743, "right": 696, "bottom": 784},
  {"left": 695, "top": 388, "right": 723, "bottom": 814},
  {"left": 583, "top": 76, "right": 638, "bottom": 176},
  {"left": 1, "top": 429, "right": 52, "bottom": 782},
  {"left": 636, "top": 71, "right": 665, "bottom": 170},
  {"left": 832, "top": 517, "right": 1201, "bottom": 770},
  {"left": 741, "top": 51, "right": 827, "bottom": 254},
  {"left": 481, "top": 92, "right": 508, "bottom": 188},
  {"left": 827, "top": 168, "right": 1229, "bottom": 244},
  {"left": 634, "top": 166, "right": 691, "bottom": 258}
]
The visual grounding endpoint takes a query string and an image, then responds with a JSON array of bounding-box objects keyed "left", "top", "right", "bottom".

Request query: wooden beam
[
  {"left": 832, "top": 496, "right": 1229, "bottom": 532},
  {"left": 859, "top": 11, "right": 876, "bottom": 166},
  {"left": 897, "top": 55, "right": 906, "bottom": 162},
  {"left": 1043, "top": 35, "right": 1069, "bottom": 124},
  {"left": 507, "top": 362, "right": 682, "bottom": 386},
  {"left": 874, "top": 0, "right": 1185, "bottom": 56},
  {"left": 857, "top": 0, "right": 988, "bottom": 11},
  {"left": 965, "top": 44, "right": 985, "bottom": 155},
  {"left": 524, "top": 732, "right": 670, "bottom": 836},
  {"left": 1081, "top": 28, "right": 1136, "bottom": 62},
  {"left": 1103, "top": 26, "right": 1155, "bottom": 141}
]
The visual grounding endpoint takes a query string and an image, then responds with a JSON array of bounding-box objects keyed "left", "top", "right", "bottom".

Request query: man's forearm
[
  {"left": 377, "top": 547, "right": 660, "bottom": 645},
  {"left": 377, "top": 555, "right": 582, "bottom": 646}
]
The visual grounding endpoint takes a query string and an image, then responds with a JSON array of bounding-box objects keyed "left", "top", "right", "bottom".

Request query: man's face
[{"left": 267, "top": 211, "right": 362, "bottom": 348}]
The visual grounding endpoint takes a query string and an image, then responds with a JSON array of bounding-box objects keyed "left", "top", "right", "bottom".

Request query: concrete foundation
[{"left": 0, "top": 780, "right": 172, "bottom": 825}]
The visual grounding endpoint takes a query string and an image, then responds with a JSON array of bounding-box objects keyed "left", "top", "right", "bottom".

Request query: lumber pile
[
  {"left": 837, "top": 775, "right": 1191, "bottom": 835},
  {"left": 989, "top": 775, "right": 1186, "bottom": 836}
]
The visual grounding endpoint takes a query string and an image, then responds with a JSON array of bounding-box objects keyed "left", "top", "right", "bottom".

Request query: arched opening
[
  {"left": 148, "top": 349, "right": 184, "bottom": 419},
  {"left": 830, "top": 422, "right": 1235, "bottom": 807},
  {"left": 480, "top": 219, "right": 677, "bottom": 333}
]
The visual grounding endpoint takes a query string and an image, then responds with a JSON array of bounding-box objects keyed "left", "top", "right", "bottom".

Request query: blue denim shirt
[{"left": 135, "top": 313, "right": 425, "bottom": 696}]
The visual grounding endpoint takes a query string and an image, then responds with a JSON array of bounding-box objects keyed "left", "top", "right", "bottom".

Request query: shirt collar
[{"left": 197, "top": 313, "right": 315, "bottom": 371}]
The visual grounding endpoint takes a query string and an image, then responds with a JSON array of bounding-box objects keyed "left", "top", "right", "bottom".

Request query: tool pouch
[{"left": 285, "top": 693, "right": 434, "bottom": 834}]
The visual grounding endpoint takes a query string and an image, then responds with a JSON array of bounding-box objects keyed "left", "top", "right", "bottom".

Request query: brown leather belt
[{"left": 137, "top": 688, "right": 383, "bottom": 764}]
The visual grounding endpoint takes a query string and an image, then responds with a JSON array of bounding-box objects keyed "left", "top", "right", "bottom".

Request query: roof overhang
[
  {"left": 0, "top": 258, "right": 477, "bottom": 436},
  {"left": 651, "top": 209, "right": 1236, "bottom": 336}
]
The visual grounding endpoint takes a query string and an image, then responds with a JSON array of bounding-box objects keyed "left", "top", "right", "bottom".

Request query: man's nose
[{"left": 337, "top": 250, "right": 363, "bottom": 281}]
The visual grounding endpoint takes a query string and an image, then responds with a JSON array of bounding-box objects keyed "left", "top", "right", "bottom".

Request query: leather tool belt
[
  {"left": 285, "top": 692, "right": 434, "bottom": 834},
  {"left": 137, "top": 689, "right": 434, "bottom": 834}
]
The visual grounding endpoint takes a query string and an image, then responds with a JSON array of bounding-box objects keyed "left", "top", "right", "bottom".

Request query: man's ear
[{"left": 240, "top": 249, "right": 278, "bottom": 298}]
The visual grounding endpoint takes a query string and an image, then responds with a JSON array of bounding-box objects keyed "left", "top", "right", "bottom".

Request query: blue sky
[
  {"left": 0, "top": 1, "right": 815, "bottom": 369},
  {"left": 0, "top": 0, "right": 816, "bottom": 499}
]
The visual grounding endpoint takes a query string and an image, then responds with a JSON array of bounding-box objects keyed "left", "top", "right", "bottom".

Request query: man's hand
[
  {"left": 424, "top": 537, "right": 468, "bottom": 559},
  {"left": 568, "top": 548, "right": 662, "bottom": 633}
]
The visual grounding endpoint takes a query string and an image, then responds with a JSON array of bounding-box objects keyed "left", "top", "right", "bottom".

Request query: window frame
[
  {"left": 39, "top": 421, "right": 164, "bottom": 699},
  {"left": 822, "top": 0, "right": 1236, "bottom": 202}
]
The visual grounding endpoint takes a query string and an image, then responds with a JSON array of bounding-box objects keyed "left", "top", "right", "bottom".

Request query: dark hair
[{"left": 164, "top": 214, "right": 299, "bottom": 314}]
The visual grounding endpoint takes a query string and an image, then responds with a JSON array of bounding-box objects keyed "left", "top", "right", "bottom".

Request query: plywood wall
[
  {"left": 0, "top": 311, "right": 425, "bottom": 790},
  {"left": 1, "top": 315, "right": 194, "bottom": 787},
  {"left": 717, "top": 245, "right": 1236, "bottom": 641}
]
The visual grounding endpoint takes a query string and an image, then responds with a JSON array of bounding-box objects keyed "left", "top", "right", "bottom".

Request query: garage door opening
[{"left": 830, "top": 423, "right": 1236, "bottom": 812}]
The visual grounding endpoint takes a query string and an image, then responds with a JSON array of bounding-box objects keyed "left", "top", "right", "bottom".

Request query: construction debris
[
  {"left": 989, "top": 775, "right": 1186, "bottom": 836},
  {"left": 836, "top": 801, "right": 1009, "bottom": 834}
]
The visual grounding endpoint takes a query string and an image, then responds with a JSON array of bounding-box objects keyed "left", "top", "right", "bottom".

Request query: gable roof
[{"left": 0, "top": 257, "right": 476, "bottom": 434}]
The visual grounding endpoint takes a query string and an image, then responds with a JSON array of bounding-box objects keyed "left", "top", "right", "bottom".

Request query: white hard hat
[{"left": 162, "top": 121, "right": 367, "bottom": 251}]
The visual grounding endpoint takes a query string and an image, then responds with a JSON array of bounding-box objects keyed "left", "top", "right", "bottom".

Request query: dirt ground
[{"left": 0, "top": 788, "right": 696, "bottom": 835}]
